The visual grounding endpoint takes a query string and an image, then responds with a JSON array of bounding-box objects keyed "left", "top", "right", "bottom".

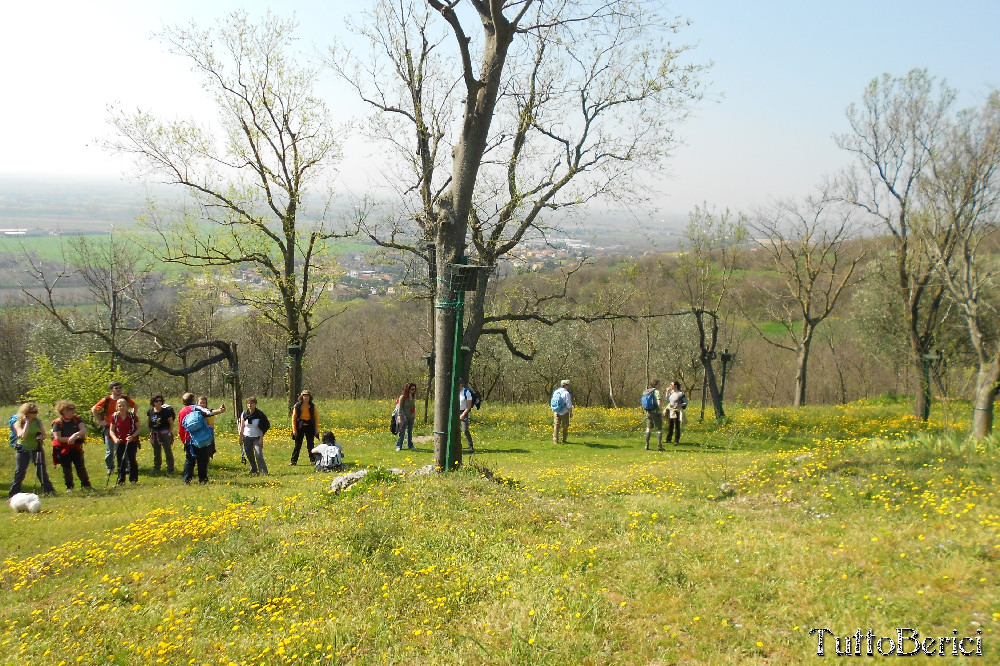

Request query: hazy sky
[{"left": 3, "top": 0, "right": 998, "bottom": 217}]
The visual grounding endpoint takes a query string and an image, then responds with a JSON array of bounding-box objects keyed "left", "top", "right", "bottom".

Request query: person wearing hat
[
  {"left": 550, "top": 379, "right": 573, "bottom": 444},
  {"left": 91, "top": 381, "right": 136, "bottom": 475},
  {"left": 290, "top": 389, "right": 319, "bottom": 465}
]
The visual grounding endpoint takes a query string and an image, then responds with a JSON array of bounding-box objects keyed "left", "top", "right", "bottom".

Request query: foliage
[{"left": 24, "top": 353, "right": 135, "bottom": 427}]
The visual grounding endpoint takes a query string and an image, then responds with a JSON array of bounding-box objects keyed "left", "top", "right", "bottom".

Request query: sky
[{"left": 2, "top": 0, "right": 999, "bottom": 217}]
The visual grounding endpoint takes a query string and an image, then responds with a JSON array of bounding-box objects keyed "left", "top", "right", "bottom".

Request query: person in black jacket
[{"left": 238, "top": 397, "right": 270, "bottom": 476}]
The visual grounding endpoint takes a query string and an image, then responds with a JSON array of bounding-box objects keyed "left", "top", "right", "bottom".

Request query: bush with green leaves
[{"left": 24, "top": 353, "right": 135, "bottom": 428}]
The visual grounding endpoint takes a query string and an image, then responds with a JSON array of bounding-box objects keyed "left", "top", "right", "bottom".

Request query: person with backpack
[
  {"left": 147, "top": 394, "right": 176, "bottom": 475},
  {"left": 395, "top": 382, "right": 417, "bottom": 451},
  {"left": 50, "top": 400, "right": 92, "bottom": 491},
  {"left": 178, "top": 393, "right": 223, "bottom": 484},
  {"left": 311, "top": 431, "right": 344, "bottom": 472},
  {"left": 9, "top": 402, "right": 56, "bottom": 498},
  {"left": 665, "top": 380, "right": 689, "bottom": 445},
  {"left": 238, "top": 396, "right": 270, "bottom": 476},
  {"left": 91, "top": 381, "right": 136, "bottom": 476},
  {"left": 458, "top": 378, "right": 475, "bottom": 453},
  {"left": 550, "top": 379, "right": 573, "bottom": 444},
  {"left": 109, "top": 398, "right": 141, "bottom": 485},
  {"left": 641, "top": 379, "right": 664, "bottom": 451},
  {"left": 290, "top": 389, "right": 319, "bottom": 465}
]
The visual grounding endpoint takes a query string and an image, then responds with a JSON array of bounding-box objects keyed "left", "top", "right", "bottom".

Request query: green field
[{"left": 1, "top": 399, "right": 996, "bottom": 664}]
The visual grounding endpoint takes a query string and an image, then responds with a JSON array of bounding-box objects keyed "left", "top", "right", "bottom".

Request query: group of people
[
  {"left": 392, "top": 378, "right": 478, "bottom": 453},
  {"left": 7, "top": 383, "right": 347, "bottom": 500}
]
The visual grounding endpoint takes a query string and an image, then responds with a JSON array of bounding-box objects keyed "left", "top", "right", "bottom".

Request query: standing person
[
  {"left": 458, "top": 378, "right": 474, "bottom": 453},
  {"left": 147, "top": 395, "right": 176, "bottom": 475},
  {"left": 238, "top": 397, "right": 270, "bottom": 476},
  {"left": 110, "top": 398, "right": 140, "bottom": 485},
  {"left": 642, "top": 379, "right": 664, "bottom": 451},
  {"left": 395, "top": 382, "right": 417, "bottom": 451},
  {"left": 9, "top": 402, "right": 56, "bottom": 498},
  {"left": 290, "top": 390, "right": 319, "bottom": 465},
  {"left": 550, "top": 379, "right": 573, "bottom": 444},
  {"left": 50, "top": 400, "right": 92, "bottom": 492},
  {"left": 665, "top": 381, "right": 689, "bottom": 445},
  {"left": 197, "top": 396, "right": 224, "bottom": 458},
  {"left": 178, "top": 393, "right": 222, "bottom": 484},
  {"left": 91, "top": 381, "right": 136, "bottom": 475}
]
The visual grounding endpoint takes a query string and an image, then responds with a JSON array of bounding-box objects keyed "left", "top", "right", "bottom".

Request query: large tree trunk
[
  {"left": 433, "top": 236, "right": 465, "bottom": 471},
  {"left": 703, "top": 358, "right": 724, "bottom": 419},
  {"left": 792, "top": 326, "right": 815, "bottom": 408},
  {"left": 972, "top": 363, "right": 1000, "bottom": 440}
]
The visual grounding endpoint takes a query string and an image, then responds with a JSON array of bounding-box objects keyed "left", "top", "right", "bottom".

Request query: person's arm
[
  {"left": 74, "top": 420, "right": 87, "bottom": 441},
  {"left": 291, "top": 404, "right": 299, "bottom": 435},
  {"left": 91, "top": 400, "right": 105, "bottom": 426}
]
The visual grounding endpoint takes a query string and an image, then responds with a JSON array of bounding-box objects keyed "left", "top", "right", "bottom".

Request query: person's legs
[
  {"left": 558, "top": 413, "right": 569, "bottom": 443},
  {"left": 161, "top": 432, "right": 175, "bottom": 474},
  {"left": 405, "top": 415, "right": 415, "bottom": 449},
  {"left": 182, "top": 444, "right": 195, "bottom": 483},
  {"left": 116, "top": 442, "right": 128, "bottom": 484},
  {"left": 305, "top": 427, "right": 317, "bottom": 463},
  {"left": 127, "top": 441, "right": 139, "bottom": 483},
  {"left": 553, "top": 412, "right": 560, "bottom": 444},
  {"left": 395, "top": 423, "right": 405, "bottom": 450},
  {"left": 196, "top": 447, "right": 210, "bottom": 483},
  {"left": 243, "top": 437, "right": 259, "bottom": 474},
  {"left": 291, "top": 431, "right": 304, "bottom": 464},
  {"left": 461, "top": 416, "right": 473, "bottom": 450},
  {"left": 33, "top": 450, "right": 55, "bottom": 494},
  {"left": 60, "top": 453, "right": 75, "bottom": 489},
  {"left": 72, "top": 450, "right": 92, "bottom": 489},
  {"left": 104, "top": 428, "right": 115, "bottom": 474},
  {"left": 254, "top": 439, "right": 268, "bottom": 476},
  {"left": 151, "top": 432, "right": 163, "bottom": 473},
  {"left": 8, "top": 450, "right": 32, "bottom": 497}
]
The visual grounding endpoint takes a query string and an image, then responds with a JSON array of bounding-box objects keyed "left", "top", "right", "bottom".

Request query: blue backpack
[
  {"left": 182, "top": 408, "right": 213, "bottom": 448},
  {"left": 8, "top": 414, "right": 17, "bottom": 449},
  {"left": 550, "top": 390, "right": 567, "bottom": 413},
  {"left": 640, "top": 388, "right": 658, "bottom": 411}
]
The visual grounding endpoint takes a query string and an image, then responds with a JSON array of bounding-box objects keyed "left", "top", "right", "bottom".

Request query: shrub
[{"left": 24, "top": 353, "right": 136, "bottom": 427}]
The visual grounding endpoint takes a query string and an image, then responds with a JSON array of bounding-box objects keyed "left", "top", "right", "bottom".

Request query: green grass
[{"left": 1, "top": 399, "right": 996, "bottom": 664}]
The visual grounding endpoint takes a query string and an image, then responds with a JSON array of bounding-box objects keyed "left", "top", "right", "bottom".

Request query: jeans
[
  {"left": 460, "top": 415, "right": 473, "bottom": 449},
  {"left": 242, "top": 436, "right": 268, "bottom": 475},
  {"left": 116, "top": 441, "right": 139, "bottom": 484},
  {"left": 291, "top": 423, "right": 316, "bottom": 464},
  {"left": 151, "top": 430, "right": 175, "bottom": 473},
  {"left": 103, "top": 427, "right": 115, "bottom": 473},
  {"left": 396, "top": 414, "right": 415, "bottom": 449},
  {"left": 8, "top": 448, "right": 55, "bottom": 497},
  {"left": 57, "top": 448, "right": 91, "bottom": 490},
  {"left": 182, "top": 444, "right": 211, "bottom": 483}
]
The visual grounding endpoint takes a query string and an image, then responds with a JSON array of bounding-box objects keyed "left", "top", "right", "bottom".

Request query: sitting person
[{"left": 311, "top": 431, "right": 344, "bottom": 472}]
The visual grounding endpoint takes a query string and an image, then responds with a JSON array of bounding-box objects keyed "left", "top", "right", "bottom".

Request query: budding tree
[
  {"left": 750, "top": 193, "right": 864, "bottom": 407},
  {"left": 108, "top": 11, "right": 349, "bottom": 410},
  {"left": 334, "top": 0, "right": 704, "bottom": 467},
  {"left": 919, "top": 90, "right": 1000, "bottom": 438}
]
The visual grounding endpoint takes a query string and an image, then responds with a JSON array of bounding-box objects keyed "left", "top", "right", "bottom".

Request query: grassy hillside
[{"left": 1, "top": 399, "right": 996, "bottom": 664}]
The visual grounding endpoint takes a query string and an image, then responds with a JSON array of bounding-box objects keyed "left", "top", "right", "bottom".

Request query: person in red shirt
[
  {"left": 91, "top": 381, "right": 136, "bottom": 475},
  {"left": 51, "top": 400, "right": 92, "bottom": 491},
  {"left": 109, "top": 398, "right": 140, "bottom": 485}
]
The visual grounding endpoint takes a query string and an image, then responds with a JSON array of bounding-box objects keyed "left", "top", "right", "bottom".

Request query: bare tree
[
  {"left": 333, "top": 0, "right": 704, "bottom": 468},
  {"left": 665, "top": 206, "right": 746, "bottom": 419},
  {"left": 919, "top": 90, "right": 1000, "bottom": 438},
  {"left": 108, "top": 11, "right": 350, "bottom": 411},
  {"left": 750, "top": 193, "right": 865, "bottom": 406},
  {"left": 21, "top": 234, "right": 246, "bottom": 421},
  {"left": 836, "top": 68, "right": 956, "bottom": 419}
]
